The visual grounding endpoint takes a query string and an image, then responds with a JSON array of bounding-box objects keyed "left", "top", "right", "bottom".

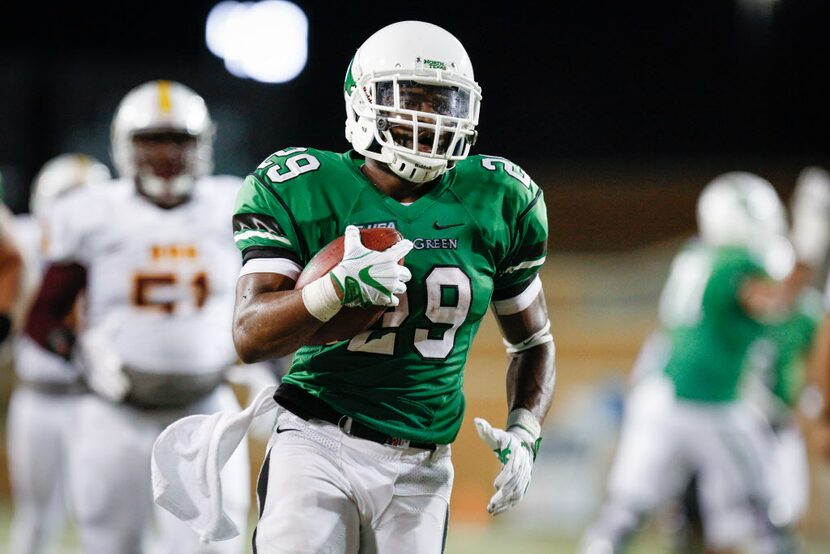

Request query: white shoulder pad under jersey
[
  {"left": 43, "top": 178, "right": 131, "bottom": 265},
  {"left": 189, "top": 174, "right": 245, "bottom": 227}
]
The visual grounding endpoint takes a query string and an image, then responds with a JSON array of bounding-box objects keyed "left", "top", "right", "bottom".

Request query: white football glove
[
  {"left": 474, "top": 416, "right": 541, "bottom": 516},
  {"left": 76, "top": 315, "right": 130, "bottom": 403},
  {"left": 329, "top": 225, "right": 413, "bottom": 308}
]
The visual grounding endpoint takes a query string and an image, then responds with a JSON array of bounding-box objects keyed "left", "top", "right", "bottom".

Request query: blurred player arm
[
  {"left": 23, "top": 262, "right": 86, "bottom": 359},
  {"left": 739, "top": 275, "right": 797, "bottom": 320},
  {"left": 812, "top": 261, "right": 830, "bottom": 457},
  {"left": 737, "top": 236, "right": 807, "bottom": 323},
  {"left": 811, "top": 313, "right": 830, "bottom": 458},
  {"left": 0, "top": 210, "right": 23, "bottom": 344}
]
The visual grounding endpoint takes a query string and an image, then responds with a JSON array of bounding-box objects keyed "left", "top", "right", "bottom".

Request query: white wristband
[
  {"left": 507, "top": 408, "right": 541, "bottom": 442},
  {"left": 301, "top": 274, "right": 342, "bottom": 322}
]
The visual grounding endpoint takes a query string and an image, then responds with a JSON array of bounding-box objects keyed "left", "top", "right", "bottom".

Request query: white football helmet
[
  {"left": 697, "top": 171, "right": 787, "bottom": 246},
  {"left": 697, "top": 171, "right": 793, "bottom": 278},
  {"left": 110, "top": 80, "right": 214, "bottom": 203},
  {"left": 344, "top": 21, "right": 482, "bottom": 183},
  {"left": 29, "top": 153, "right": 111, "bottom": 216}
]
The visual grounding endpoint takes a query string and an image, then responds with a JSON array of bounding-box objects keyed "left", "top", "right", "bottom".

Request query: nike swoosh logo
[
  {"left": 358, "top": 265, "right": 391, "bottom": 296},
  {"left": 433, "top": 221, "right": 464, "bottom": 230},
  {"left": 275, "top": 427, "right": 300, "bottom": 434}
]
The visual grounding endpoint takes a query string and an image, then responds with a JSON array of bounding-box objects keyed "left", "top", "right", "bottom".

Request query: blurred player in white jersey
[
  {"left": 24, "top": 80, "right": 251, "bottom": 554},
  {"left": 580, "top": 172, "right": 802, "bottom": 554},
  {"left": 7, "top": 153, "right": 110, "bottom": 554}
]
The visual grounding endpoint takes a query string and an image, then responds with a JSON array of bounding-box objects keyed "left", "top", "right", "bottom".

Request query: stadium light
[{"left": 205, "top": 1, "right": 308, "bottom": 84}]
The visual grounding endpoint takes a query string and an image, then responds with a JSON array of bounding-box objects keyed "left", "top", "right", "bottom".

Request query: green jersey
[
  {"left": 756, "top": 287, "right": 823, "bottom": 408},
  {"left": 233, "top": 148, "right": 548, "bottom": 444},
  {"left": 659, "top": 239, "right": 768, "bottom": 403}
]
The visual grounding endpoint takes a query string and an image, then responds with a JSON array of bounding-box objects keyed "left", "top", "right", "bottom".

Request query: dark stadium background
[
  {"left": 3, "top": 1, "right": 830, "bottom": 249},
  {"left": 3, "top": 2, "right": 830, "bottom": 550}
]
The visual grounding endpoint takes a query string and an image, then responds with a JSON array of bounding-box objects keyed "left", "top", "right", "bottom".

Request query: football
[{"left": 295, "top": 227, "right": 404, "bottom": 345}]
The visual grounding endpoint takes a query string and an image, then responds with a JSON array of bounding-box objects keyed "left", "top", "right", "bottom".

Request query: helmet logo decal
[
  {"left": 416, "top": 57, "right": 447, "bottom": 70},
  {"left": 157, "top": 80, "right": 173, "bottom": 113}
]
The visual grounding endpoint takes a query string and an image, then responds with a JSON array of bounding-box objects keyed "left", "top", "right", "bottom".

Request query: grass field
[
  {"left": 3, "top": 503, "right": 830, "bottom": 554},
  {"left": 0, "top": 507, "right": 708, "bottom": 554}
]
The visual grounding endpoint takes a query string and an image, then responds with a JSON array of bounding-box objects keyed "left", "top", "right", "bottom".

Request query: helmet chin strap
[
  {"left": 137, "top": 173, "right": 196, "bottom": 206},
  {"left": 385, "top": 149, "right": 448, "bottom": 184}
]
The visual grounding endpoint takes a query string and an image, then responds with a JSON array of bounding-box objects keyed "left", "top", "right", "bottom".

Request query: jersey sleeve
[
  {"left": 232, "top": 173, "right": 304, "bottom": 280},
  {"left": 492, "top": 175, "right": 549, "bottom": 310}
]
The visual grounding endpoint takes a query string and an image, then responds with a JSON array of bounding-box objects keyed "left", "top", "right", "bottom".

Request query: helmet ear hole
[{"left": 350, "top": 116, "right": 376, "bottom": 152}]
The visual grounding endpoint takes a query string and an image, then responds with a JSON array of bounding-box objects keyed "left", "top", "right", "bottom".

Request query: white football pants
[
  {"left": 603, "top": 374, "right": 773, "bottom": 550},
  {"left": 763, "top": 419, "right": 809, "bottom": 527},
  {"left": 68, "top": 384, "right": 251, "bottom": 554},
  {"left": 254, "top": 408, "right": 453, "bottom": 554},
  {"left": 7, "top": 386, "right": 80, "bottom": 554}
]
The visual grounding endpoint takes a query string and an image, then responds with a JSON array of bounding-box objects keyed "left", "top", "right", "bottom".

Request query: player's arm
[
  {"left": 232, "top": 171, "right": 411, "bottom": 362},
  {"left": 233, "top": 225, "right": 412, "bottom": 362},
  {"left": 24, "top": 263, "right": 86, "bottom": 359},
  {"left": 474, "top": 278, "right": 555, "bottom": 516},
  {"left": 496, "top": 290, "right": 556, "bottom": 423},
  {"left": 739, "top": 278, "right": 790, "bottom": 321},
  {"left": 473, "top": 165, "right": 554, "bottom": 515},
  {"left": 22, "top": 189, "right": 90, "bottom": 359},
  {"left": 0, "top": 212, "right": 23, "bottom": 344},
  {"left": 812, "top": 270, "right": 830, "bottom": 457},
  {"left": 812, "top": 314, "right": 830, "bottom": 458},
  {"left": 728, "top": 236, "right": 802, "bottom": 323},
  {"left": 233, "top": 272, "right": 331, "bottom": 361}
]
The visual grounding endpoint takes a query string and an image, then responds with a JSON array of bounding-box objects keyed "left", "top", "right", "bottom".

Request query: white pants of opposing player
[
  {"left": 68, "top": 384, "right": 251, "bottom": 554},
  {"left": 7, "top": 386, "right": 80, "bottom": 554},
  {"left": 254, "top": 409, "right": 453, "bottom": 554},
  {"left": 601, "top": 374, "right": 773, "bottom": 550}
]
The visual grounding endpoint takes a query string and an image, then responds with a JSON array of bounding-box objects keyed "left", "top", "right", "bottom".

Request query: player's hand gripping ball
[{"left": 295, "top": 226, "right": 410, "bottom": 344}]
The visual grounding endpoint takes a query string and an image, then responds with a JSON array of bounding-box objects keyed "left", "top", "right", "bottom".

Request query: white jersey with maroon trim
[{"left": 45, "top": 176, "right": 242, "bottom": 376}]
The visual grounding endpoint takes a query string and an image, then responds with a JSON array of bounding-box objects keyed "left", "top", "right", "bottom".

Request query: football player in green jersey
[
  {"left": 647, "top": 168, "right": 830, "bottom": 554},
  {"left": 231, "top": 20, "right": 555, "bottom": 554},
  {"left": 580, "top": 172, "right": 802, "bottom": 554},
  {"left": 739, "top": 167, "right": 830, "bottom": 539}
]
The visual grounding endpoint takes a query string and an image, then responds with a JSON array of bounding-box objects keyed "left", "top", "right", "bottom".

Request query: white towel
[{"left": 151, "top": 384, "right": 279, "bottom": 542}]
